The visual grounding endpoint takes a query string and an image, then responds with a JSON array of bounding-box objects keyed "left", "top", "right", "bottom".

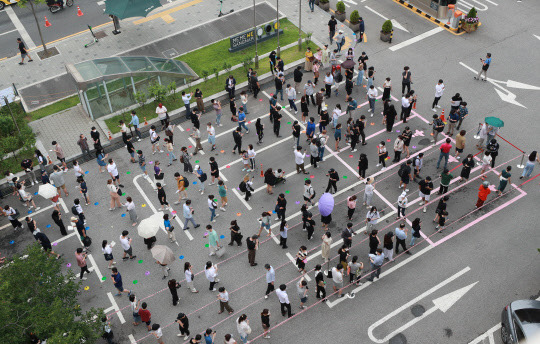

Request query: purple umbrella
[{"left": 318, "top": 193, "right": 334, "bottom": 217}]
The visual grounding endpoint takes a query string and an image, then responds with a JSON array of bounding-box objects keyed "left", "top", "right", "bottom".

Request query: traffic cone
[
  {"left": 440, "top": 109, "right": 446, "bottom": 123},
  {"left": 108, "top": 131, "right": 112, "bottom": 140},
  {"left": 412, "top": 100, "right": 416, "bottom": 110},
  {"left": 77, "top": 6, "right": 84, "bottom": 17},
  {"left": 260, "top": 164, "right": 264, "bottom": 177},
  {"left": 144, "top": 117, "right": 148, "bottom": 125},
  {"left": 47, "top": 156, "right": 53, "bottom": 165},
  {"left": 44, "top": 17, "right": 51, "bottom": 27}
]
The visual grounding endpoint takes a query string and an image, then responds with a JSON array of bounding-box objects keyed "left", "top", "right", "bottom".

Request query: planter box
[
  {"left": 461, "top": 22, "right": 478, "bottom": 33},
  {"left": 380, "top": 31, "right": 391, "bottom": 42},
  {"left": 318, "top": 2, "right": 330, "bottom": 11},
  {"left": 335, "top": 11, "right": 346, "bottom": 22},
  {"left": 349, "top": 22, "right": 360, "bottom": 32}
]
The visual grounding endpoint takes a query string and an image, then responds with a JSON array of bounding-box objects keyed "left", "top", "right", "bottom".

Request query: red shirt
[
  {"left": 478, "top": 185, "right": 491, "bottom": 201},
  {"left": 138, "top": 308, "right": 151, "bottom": 322},
  {"left": 440, "top": 143, "right": 452, "bottom": 154}
]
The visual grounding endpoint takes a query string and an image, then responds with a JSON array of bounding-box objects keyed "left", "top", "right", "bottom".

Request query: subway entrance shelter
[{"left": 66, "top": 56, "right": 198, "bottom": 120}]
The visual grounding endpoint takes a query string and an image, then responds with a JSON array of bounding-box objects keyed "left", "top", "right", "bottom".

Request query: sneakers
[
  {"left": 264, "top": 295, "right": 268, "bottom": 299},
  {"left": 432, "top": 108, "right": 437, "bottom": 112},
  {"left": 220, "top": 207, "right": 226, "bottom": 212},
  {"left": 376, "top": 163, "right": 381, "bottom": 167},
  {"left": 215, "top": 214, "right": 220, "bottom": 218},
  {"left": 436, "top": 105, "right": 441, "bottom": 108},
  {"left": 423, "top": 207, "right": 427, "bottom": 213}
]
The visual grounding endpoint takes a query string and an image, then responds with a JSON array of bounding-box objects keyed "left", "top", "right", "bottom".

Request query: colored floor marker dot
[
  {"left": 412, "top": 146, "right": 417, "bottom": 149},
  {"left": 343, "top": 175, "right": 348, "bottom": 179},
  {"left": 186, "top": 128, "right": 190, "bottom": 131},
  {"left": 167, "top": 153, "right": 169, "bottom": 156},
  {"left": 310, "top": 175, "right": 314, "bottom": 178},
  {"left": 396, "top": 130, "right": 401, "bottom": 133},
  {"left": 295, "top": 201, "right": 300, "bottom": 204},
  {"left": 121, "top": 214, "right": 126, "bottom": 217},
  {"left": 171, "top": 210, "right": 177, "bottom": 214},
  {"left": 306, "top": 154, "right": 310, "bottom": 157},
  {"left": 34, "top": 192, "right": 38, "bottom": 195},
  {"left": 213, "top": 199, "right": 218, "bottom": 202},
  {"left": 305, "top": 178, "right": 308, "bottom": 181},
  {"left": 193, "top": 181, "right": 197, "bottom": 184},
  {"left": 102, "top": 276, "right": 107, "bottom": 281},
  {"left": 138, "top": 260, "right": 143, "bottom": 264},
  {"left": 287, "top": 121, "right": 291, "bottom": 125},
  {"left": 66, "top": 263, "right": 71, "bottom": 268},
  {"left": 142, "top": 204, "right": 146, "bottom": 207},
  {"left": 259, "top": 99, "right": 263, "bottom": 101},
  {"left": 370, "top": 122, "right": 375, "bottom": 126},
  {"left": 149, "top": 161, "right": 153, "bottom": 164},
  {"left": 85, "top": 226, "right": 89, "bottom": 230},
  {"left": 219, "top": 235, "right": 225, "bottom": 239},
  {"left": 272, "top": 210, "right": 276, "bottom": 213},
  {"left": 236, "top": 187, "right": 240, "bottom": 191},
  {"left": 179, "top": 255, "right": 184, "bottom": 259},
  {"left": 188, "top": 145, "right": 193, "bottom": 148},
  {"left": 204, "top": 232, "right": 208, "bottom": 236},
  {"left": 126, "top": 171, "right": 131, "bottom": 175},
  {"left": 94, "top": 202, "right": 99, "bottom": 205},
  {"left": 145, "top": 271, "right": 150, "bottom": 276},
  {"left": 248, "top": 121, "right": 252, "bottom": 124},
  {"left": 52, "top": 242, "right": 58, "bottom": 246},
  {"left": 237, "top": 212, "right": 242, "bottom": 216},
  {"left": 205, "top": 244, "right": 209, "bottom": 248},
  {"left": 349, "top": 155, "right": 353, "bottom": 158},
  {"left": 10, "top": 240, "right": 14, "bottom": 244},
  {"left": 46, "top": 224, "right": 51, "bottom": 228},
  {"left": 220, "top": 150, "right": 225, "bottom": 153},
  {"left": 285, "top": 190, "right": 290, "bottom": 194},
  {"left": 133, "top": 280, "right": 138, "bottom": 284},
  {"left": 270, "top": 93, "right": 273, "bottom": 96},
  {"left": 84, "top": 286, "right": 90, "bottom": 291},
  {"left": 386, "top": 157, "right": 390, "bottom": 160},
  {"left": 85, "top": 171, "right": 89, "bottom": 174},
  {"left": 386, "top": 139, "right": 391, "bottom": 142},
  {"left": 226, "top": 165, "right": 231, "bottom": 168},
  {"left": 122, "top": 193, "right": 126, "bottom": 196},
  {"left": 195, "top": 160, "right": 199, "bottom": 163},
  {"left": 28, "top": 210, "right": 32, "bottom": 214}
]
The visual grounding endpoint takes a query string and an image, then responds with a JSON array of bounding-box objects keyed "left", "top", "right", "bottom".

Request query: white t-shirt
[
  {"left": 120, "top": 236, "right": 130, "bottom": 250},
  {"left": 368, "top": 88, "right": 378, "bottom": 99},
  {"left": 156, "top": 106, "right": 168, "bottom": 120},
  {"left": 276, "top": 289, "right": 289, "bottom": 304},
  {"left": 435, "top": 83, "right": 445, "bottom": 97},
  {"left": 207, "top": 126, "right": 215, "bottom": 136},
  {"left": 482, "top": 154, "right": 492, "bottom": 166},
  {"left": 248, "top": 149, "right": 256, "bottom": 159},
  {"left": 185, "top": 269, "right": 193, "bottom": 282},
  {"left": 208, "top": 199, "right": 217, "bottom": 209},
  {"left": 150, "top": 129, "right": 158, "bottom": 142},
  {"left": 332, "top": 268, "right": 343, "bottom": 283},
  {"left": 107, "top": 163, "right": 118, "bottom": 177},
  {"left": 74, "top": 165, "right": 83, "bottom": 177},
  {"left": 294, "top": 150, "right": 305, "bottom": 164},
  {"left": 205, "top": 266, "right": 217, "bottom": 282},
  {"left": 401, "top": 97, "right": 410, "bottom": 108},
  {"left": 154, "top": 328, "right": 162, "bottom": 338},
  {"left": 102, "top": 244, "right": 112, "bottom": 255}
]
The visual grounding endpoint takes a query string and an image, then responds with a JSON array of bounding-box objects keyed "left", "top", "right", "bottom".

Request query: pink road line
[{"left": 432, "top": 186, "right": 527, "bottom": 247}]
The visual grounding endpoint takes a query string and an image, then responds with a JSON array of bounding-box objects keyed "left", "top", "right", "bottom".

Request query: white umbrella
[
  {"left": 151, "top": 245, "right": 175, "bottom": 265},
  {"left": 137, "top": 214, "right": 162, "bottom": 239},
  {"left": 38, "top": 183, "right": 58, "bottom": 199}
]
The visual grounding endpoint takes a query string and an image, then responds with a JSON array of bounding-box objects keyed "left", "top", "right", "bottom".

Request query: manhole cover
[
  {"left": 411, "top": 304, "right": 426, "bottom": 317},
  {"left": 418, "top": 138, "right": 431, "bottom": 146},
  {"left": 162, "top": 48, "right": 178, "bottom": 58},
  {"left": 95, "top": 31, "right": 108, "bottom": 39},
  {"left": 389, "top": 333, "right": 407, "bottom": 344}
]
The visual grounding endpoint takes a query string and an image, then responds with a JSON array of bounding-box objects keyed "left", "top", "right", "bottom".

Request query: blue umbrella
[{"left": 318, "top": 193, "right": 334, "bottom": 217}]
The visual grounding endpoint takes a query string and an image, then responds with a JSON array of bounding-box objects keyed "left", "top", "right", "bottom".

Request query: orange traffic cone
[
  {"left": 412, "top": 100, "right": 416, "bottom": 110},
  {"left": 44, "top": 17, "right": 51, "bottom": 27},
  {"left": 77, "top": 6, "right": 84, "bottom": 17},
  {"left": 47, "top": 156, "right": 53, "bottom": 164},
  {"left": 260, "top": 164, "right": 264, "bottom": 177},
  {"left": 440, "top": 109, "right": 446, "bottom": 123},
  {"left": 108, "top": 131, "right": 112, "bottom": 140},
  {"left": 144, "top": 117, "right": 148, "bottom": 125}
]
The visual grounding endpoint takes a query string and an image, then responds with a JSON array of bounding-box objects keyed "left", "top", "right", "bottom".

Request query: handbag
[
  {"left": 12, "top": 208, "right": 20, "bottom": 220},
  {"left": 104, "top": 253, "right": 113, "bottom": 260},
  {"left": 168, "top": 226, "right": 175, "bottom": 232},
  {"left": 215, "top": 245, "right": 226, "bottom": 258},
  {"left": 82, "top": 236, "right": 92, "bottom": 247},
  {"left": 117, "top": 187, "right": 123, "bottom": 196},
  {"left": 155, "top": 172, "right": 164, "bottom": 180}
]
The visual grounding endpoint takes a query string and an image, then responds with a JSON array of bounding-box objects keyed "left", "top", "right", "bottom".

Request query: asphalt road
[{"left": 1, "top": 0, "right": 539, "bottom": 343}]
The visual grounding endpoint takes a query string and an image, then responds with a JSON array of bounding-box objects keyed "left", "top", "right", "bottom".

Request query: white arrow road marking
[
  {"left": 494, "top": 88, "right": 527, "bottom": 109},
  {"left": 364, "top": 6, "right": 409, "bottom": 33},
  {"left": 368, "top": 267, "right": 474, "bottom": 343},
  {"left": 469, "top": 0, "right": 489, "bottom": 10},
  {"left": 390, "top": 27, "right": 443, "bottom": 51},
  {"left": 482, "top": 0, "right": 498, "bottom": 5},
  {"left": 343, "top": 0, "right": 358, "bottom": 5},
  {"left": 506, "top": 80, "right": 540, "bottom": 91},
  {"left": 534, "top": 34, "right": 540, "bottom": 41}
]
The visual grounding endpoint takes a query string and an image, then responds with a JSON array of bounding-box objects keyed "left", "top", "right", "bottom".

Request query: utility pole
[
  {"left": 298, "top": 0, "right": 302, "bottom": 51},
  {"left": 276, "top": 0, "right": 280, "bottom": 56},
  {"left": 27, "top": 0, "right": 49, "bottom": 56},
  {"left": 4, "top": 97, "right": 21, "bottom": 135},
  {"left": 253, "top": 0, "right": 259, "bottom": 68}
]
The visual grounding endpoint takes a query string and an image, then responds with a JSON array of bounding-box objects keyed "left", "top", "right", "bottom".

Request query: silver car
[{"left": 501, "top": 299, "right": 540, "bottom": 344}]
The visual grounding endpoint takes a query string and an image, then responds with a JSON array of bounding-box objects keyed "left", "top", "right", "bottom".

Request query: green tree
[
  {"left": 167, "top": 81, "right": 177, "bottom": 99},
  {"left": 135, "top": 91, "right": 147, "bottom": 108},
  {"left": 350, "top": 10, "right": 360, "bottom": 24},
  {"left": 336, "top": 1, "right": 346, "bottom": 13},
  {"left": 0, "top": 244, "right": 103, "bottom": 343},
  {"left": 148, "top": 82, "right": 168, "bottom": 103},
  {"left": 17, "top": 0, "right": 50, "bottom": 56},
  {"left": 382, "top": 19, "right": 393, "bottom": 33}
]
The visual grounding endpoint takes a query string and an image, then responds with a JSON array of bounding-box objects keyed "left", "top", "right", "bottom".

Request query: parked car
[
  {"left": 0, "top": 0, "right": 21, "bottom": 11},
  {"left": 501, "top": 299, "right": 540, "bottom": 343}
]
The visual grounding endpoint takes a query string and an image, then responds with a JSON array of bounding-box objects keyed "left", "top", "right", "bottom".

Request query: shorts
[
  {"left": 124, "top": 247, "right": 133, "bottom": 256},
  {"left": 42, "top": 243, "right": 52, "bottom": 251},
  {"left": 456, "top": 148, "right": 464, "bottom": 153},
  {"left": 144, "top": 320, "right": 151, "bottom": 326},
  {"left": 333, "top": 280, "right": 343, "bottom": 289},
  {"left": 262, "top": 324, "right": 270, "bottom": 330},
  {"left": 400, "top": 177, "right": 410, "bottom": 184},
  {"left": 129, "top": 152, "right": 135, "bottom": 158},
  {"left": 59, "top": 158, "right": 66, "bottom": 163},
  {"left": 481, "top": 164, "right": 490, "bottom": 172},
  {"left": 21, "top": 52, "right": 27, "bottom": 58},
  {"left": 419, "top": 191, "right": 430, "bottom": 201},
  {"left": 139, "top": 165, "right": 146, "bottom": 172},
  {"left": 133, "top": 312, "right": 141, "bottom": 323},
  {"left": 56, "top": 184, "right": 66, "bottom": 190},
  {"left": 212, "top": 172, "right": 220, "bottom": 178},
  {"left": 112, "top": 175, "right": 120, "bottom": 180},
  {"left": 208, "top": 135, "right": 216, "bottom": 145},
  {"left": 221, "top": 196, "right": 227, "bottom": 203},
  {"left": 300, "top": 296, "right": 307, "bottom": 303},
  {"left": 115, "top": 285, "right": 124, "bottom": 292}
]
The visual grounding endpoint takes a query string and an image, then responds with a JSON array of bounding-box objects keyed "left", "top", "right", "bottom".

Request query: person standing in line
[
  {"left": 520, "top": 151, "right": 539, "bottom": 179},
  {"left": 276, "top": 284, "right": 294, "bottom": 317},
  {"left": 206, "top": 122, "right": 217, "bottom": 151},
  {"left": 111, "top": 267, "right": 132, "bottom": 296},
  {"left": 135, "top": 150, "right": 149, "bottom": 181},
  {"left": 367, "top": 229, "right": 380, "bottom": 255},
  {"left": 180, "top": 147, "right": 193, "bottom": 173},
  {"left": 297, "top": 276, "right": 309, "bottom": 309},
  {"left": 363, "top": 177, "right": 375, "bottom": 208},
  {"left": 217, "top": 287, "right": 234, "bottom": 314},
  {"left": 365, "top": 207, "right": 380, "bottom": 232},
  {"left": 17, "top": 38, "right": 33, "bottom": 64},
  {"left": 433, "top": 195, "right": 449, "bottom": 224},
  {"left": 430, "top": 114, "right": 445, "bottom": 144},
  {"left": 292, "top": 120, "right": 302, "bottom": 148},
  {"left": 272, "top": 106, "right": 283, "bottom": 137},
  {"left": 120, "top": 230, "right": 137, "bottom": 260},
  {"left": 260, "top": 309, "right": 271, "bottom": 339},
  {"left": 232, "top": 127, "right": 243, "bottom": 154},
  {"left": 476, "top": 181, "right": 492, "bottom": 208},
  {"left": 264, "top": 264, "right": 275, "bottom": 299},
  {"left": 129, "top": 294, "right": 141, "bottom": 326},
  {"left": 315, "top": 88, "right": 325, "bottom": 115},
  {"left": 246, "top": 235, "right": 259, "bottom": 266},
  {"left": 279, "top": 220, "right": 288, "bottom": 249},
  {"left": 182, "top": 200, "right": 200, "bottom": 230},
  {"left": 184, "top": 262, "right": 198, "bottom": 293},
  {"left": 76, "top": 134, "right": 92, "bottom": 160},
  {"left": 226, "top": 75, "right": 236, "bottom": 99},
  {"left": 204, "top": 261, "right": 219, "bottom": 291},
  {"left": 236, "top": 314, "right": 251, "bottom": 344},
  {"left": 295, "top": 246, "right": 308, "bottom": 274},
  {"left": 346, "top": 195, "right": 357, "bottom": 220},
  {"left": 318, "top": 129, "right": 329, "bottom": 161},
  {"left": 324, "top": 72, "right": 334, "bottom": 98},
  {"left": 455, "top": 130, "right": 467, "bottom": 158},
  {"left": 149, "top": 126, "right": 163, "bottom": 154},
  {"left": 341, "top": 222, "right": 354, "bottom": 248},
  {"left": 480, "top": 151, "right": 492, "bottom": 180},
  {"left": 204, "top": 329, "right": 217, "bottom": 344},
  {"left": 382, "top": 232, "right": 394, "bottom": 263},
  {"left": 399, "top": 159, "right": 413, "bottom": 192},
  {"left": 211, "top": 99, "right": 223, "bottom": 128},
  {"left": 181, "top": 92, "right": 193, "bottom": 119},
  {"left": 286, "top": 84, "right": 298, "bottom": 114},
  {"left": 348, "top": 256, "right": 363, "bottom": 286},
  {"left": 358, "top": 116, "right": 367, "bottom": 147},
  {"left": 156, "top": 103, "right": 169, "bottom": 127},
  {"left": 304, "top": 47, "right": 313, "bottom": 72},
  {"left": 474, "top": 53, "right": 491, "bottom": 81},
  {"left": 328, "top": 15, "right": 337, "bottom": 45},
  {"left": 122, "top": 196, "right": 138, "bottom": 226},
  {"left": 228, "top": 220, "right": 242, "bottom": 246},
  {"left": 255, "top": 118, "right": 264, "bottom": 145},
  {"left": 396, "top": 191, "right": 408, "bottom": 220},
  {"left": 486, "top": 139, "right": 500, "bottom": 168},
  {"left": 410, "top": 218, "right": 422, "bottom": 246},
  {"left": 395, "top": 223, "right": 411, "bottom": 255},
  {"left": 331, "top": 264, "right": 345, "bottom": 298},
  {"left": 438, "top": 169, "right": 453, "bottom": 195},
  {"left": 189, "top": 334, "right": 203, "bottom": 343},
  {"left": 275, "top": 193, "right": 287, "bottom": 221},
  {"left": 294, "top": 146, "right": 308, "bottom": 174},
  {"left": 497, "top": 166, "right": 512, "bottom": 195},
  {"left": 107, "top": 159, "right": 124, "bottom": 188},
  {"left": 334, "top": 123, "right": 342, "bottom": 150},
  {"left": 325, "top": 168, "right": 339, "bottom": 194},
  {"left": 75, "top": 248, "right": 92, "bottom": 280},
  {"left": 304, "top": 80, "right": 315, "bottom": 107},
  {"left": 152, "top": 324, "right": 164, "bottom": 344},
  {"left": 367, "top": 85, "right": 378, "bottom": 116},
  {"left": 401, "top": 66, "right": 412, "bottom": 95},
  {"left": 216, "top": 180, "right": 228, "bottom": 211},
  {"left": 393, "top": 135, "right": 405, "bottom": 162},
  {"left": 128, "top": 111, "right": 142, "bottom": 141},
  {"left": 156, "top": 183, "right": 170, "bottom": 211},
  {"left": 163, "top": 213, "right": 177, "bottom": 243},
  {"left": 314, "top": 264, "right": 327, "bottom": 302},
  {"left": 138, "top": 302, "right": 152, "bottom": 331},
  {"left": 432, "top": 79, "right": 445, "bottom": 111},
  {"left": 107, "top": 179, "right": 123, "bottom": 211},
  {"left": 413, "top": 153, "right": 424, "bottom": 182},
  {"left": 207, "top": 195, "right": 219, "bottom": 223},
  {"left": 251, "top": 71, "right": 260, "bottom": 99},
  {"left": 447, "top": 109, "right": 459, "bottom": 137},
  {"left": 418, "top": 176, "right": 433, "bottom": 213},
  {"left": 346, "top": 96, "right": 357, "bottom": 118},
  {"left": 436, "top": 138, "right": 453, "bottom": 170},
  {"left": 456, "top": 102, "right": 469, "bottom": 130},
  {"left": 102, "top": 240, "right": 116, "bottom": 269},
  {"left": 367, "top": 248, "right": 385, "bottom": 282},
  {"left": 357, "top": 154, "right": 368, "bottom": 180},
  {"left": 274, "top": 72, "right": 284, "bottom": 101},
  {"left": 50, "top": 165, "right": 69, "bottom": 197},
  {"left": 377, "top": 141, "right": 388, "bottom": 170},
  {"left": 205, "top": 225, "right": 220, "bottom": 256},
  {"left": 384, "top": 104, "right": 397, "bottom": 133},
  {"left": 176, "top": 313, "right": 190, "bottom": 339},
  {"left": 51, "top": 209, "right": 67, "bottom": 235},
  {"left": 101, "top": 317, "right": 115, "bottom": 344}
]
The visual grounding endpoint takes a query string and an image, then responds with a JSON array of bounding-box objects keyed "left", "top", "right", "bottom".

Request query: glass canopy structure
[{"left": 66, "top": 56, "right": 198, "bottom": 120}]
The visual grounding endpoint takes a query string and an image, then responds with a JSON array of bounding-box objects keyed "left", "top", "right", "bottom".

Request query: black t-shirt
[
  {"left": 18, "top": 42, "right": 26, "bottom": 54},
  {"left": 328, "top": 19, "right": 337, "bottom": 31},
  {"left": 246, "top": 238, "right": 256, "bottom": 250},
  {"left": 276, "top": 60, "right": 284, "bottom": 71},
  {"left": 401, "top": 165, "right": 411, "bottom": 178},
  {"left": 294, "top": 69, "right": 303, "bottom": 83},
  {"left": 293, "top": 124, "right": 301, "bottom": 137},
  {"left": 359, "top": 55, "right": 368, "bottom": 70},
  {"left": 194, "top": 90, "right": 202, "bottom": 98},
  {"left": 274, "top": 77, "right": 283, "bottom": 90},
  {"left": 329, "top": 171, "right": 339, "bottom": 182},
  {"left": 35, "top": 232, "right": 51, "bottom": 249},
  {"left": 320, "top": 112, "right": 329, "bottom": 124},
  {"left": 126, "top": 141, "right": 135, "bottom": 153},
  {"left": 177, "top": 314, "right": 189, "bottom": 326},
  {"left": 209, "top": 161, "right": 219, "bottom": 175},
  {"left": 269, "top": 51, "right": 276, "bottom": 65},
  {"left": 305, "top": 219, "right": 315, "bottom": 230},
  {"left": 261, "top": 314, "right": 270, "bottom": 327},
  {"left": 338, "top": 248, "right": 348, "bottom": 262},
  {"left": 273, "top": 111, "right": 282, "bottom": 123},
  {"left": 301, "top": 101, "right": 309, "bottom": 113},
  {"left": 21, "top": 159, "right": 32, "bottom": 170},
  {"left": 345, "top": 79, "right": 353, "bottom": 92},
  {"left": 436, "top": 200, "right": 447, "bottom": 211},
  {"left": 232, "top": 131, "right": 242, "bottom": 143},
  {"left": 277, "top": 197, "right": 287, "bottom": 209},
  {"left": 419, "top": 180, "right": 433, "bottom": 195},
  {"left": 315, "top": 271, "right": 324, "bottom": 283},
  {"left": 251, "top": 76, "right": 258, "bottom": 86},
  {"left": 157, "top": 188, "right": 166, "bottom": 200}
]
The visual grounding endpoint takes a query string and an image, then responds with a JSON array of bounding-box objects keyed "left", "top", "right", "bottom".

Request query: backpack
[
  {"left": 180, "top": 155, "right": 185, "bottom": 163},
  {"left": 435, "top": 119, "right": 445, "bottom": 132},
  {"left": 199, "top": 172, "right": 207, "bottom": 182},
  {"left": 71, "top": 205, "right": 79, "bottom": 216},
  {"left": 412, "top": 158, "right": 418, "bottom": 167},
  {"left": 398, "top": 163, "right": 407, "bottom": 177},
  {"left": 182, "top": 176, "right": 189, "bottom": 188},
  {"left": 314, "top": 137, "right": 322, "bottom": 147},
  {"left": 239, "top": 181, "right": 247, "bottom": 192},
  {"left": 335, "top": 72, "right": 343, "bottom": 83}
]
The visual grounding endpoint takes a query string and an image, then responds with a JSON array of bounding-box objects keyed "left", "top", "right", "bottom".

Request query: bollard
[
  {"left": 144, "top": 117, "right": 148, "bottom": 125},
  {"left": 517, "top": 152, "right": 526, "bottom": 169},
  {"left": 389, "top": 30, "right": 393, "bottom": 44},
  {"left": 108, "top": 131, "right": 112, "bottom": 140},
  {"left": 260, "top": 164, "right": 264, "bottom": 177}
]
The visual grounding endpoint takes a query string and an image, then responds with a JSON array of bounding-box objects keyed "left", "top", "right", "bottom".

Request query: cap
[
  {"left": 195, "top": 165, "right": 200, "bottom": 170},
  {"left": 338, "top": 30, "right": 343, "bottom": 33},
  {"left": 482, "top": 181, "right": 489, "bottom": 187}
]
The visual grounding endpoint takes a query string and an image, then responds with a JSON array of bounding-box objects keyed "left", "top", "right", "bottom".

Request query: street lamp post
[
  {"left": 253, "top": 0, "right": 259, "bottom": 68},
  {"left": 4, "top": 96, "right": 21, "bottom": 135},
  {"left": 276, "top": 0, "right": 280, "bottom": 56},
  {"left": 298, "top": 0, "right": 302, "bottom": 51}
]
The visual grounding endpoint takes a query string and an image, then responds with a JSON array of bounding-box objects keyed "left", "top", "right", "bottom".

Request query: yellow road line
[{"left": 133, "top": 0, "right": 203, "bottom": 25}]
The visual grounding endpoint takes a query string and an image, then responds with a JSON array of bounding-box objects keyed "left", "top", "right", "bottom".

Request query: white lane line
[
  {"left": 468, "top": 324, "right": 502, "bottom": 344},
  {"left": 286, "top": 252, "right": 311, "bottom": 281},
  {"left": 51, "top": 231, "right": 77, "bottom": 245},
  {"left": 176, "top": 124, "right": 185, "bottom": 132},
  {"left": 0, "top": 28, "right": 18, "bottom": 37},
  {"left": 104, "top": 306, "right": 115, "bottom": 313},
  {"left": 389, "top": 27, "right": 444, "bottom": 52},
  {"left": 466, "top": 0, "right": 488, "bottom": 10},
  {"left": 59, "top": 197, "right": 68, "bottom": 213},
  {"left": 87, "top": 253, "right": 104, "bottom": 283},
  {"left": 199, "top": 113, "right": 268, "bottom": 144},
  {"left": 364, "top": 6, "right": 409, "bottom": 33},
  {"left": 133, "top": 174, "right": 192, "bottom": 241},
  {"left": 187, "top": 137, "right": 205, "bottom": 155},
  {"left": 231, "top": 188, "right": 252, "bottom": 210},
  {"left": 128, "top": 334, "right": 137, "bottom": 344},
  {"left": 107, "top": 292, "right": 126, "bottom": 324},
  {"left": 5, "top": 6, "right": 36, "bottom": 50},
  {"left": 0, "top": 203, "right": 57, "bottom": 231},
  {"left": 326, "top": 245, "right": 440, "bottom": 307},
  {"left": 482, "top": 0, "right": 498, "bottom": 5},
  {"left": 221, "top": 134, "right": 293, "bottom": 168}
]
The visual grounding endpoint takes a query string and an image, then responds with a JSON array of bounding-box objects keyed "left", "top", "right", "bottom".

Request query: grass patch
[
  {"left": 27, "top": 95, "right": 79, "bottom": 121},
  {"left": 105, "top": 41, "right": 316, "bottom": 134}
]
